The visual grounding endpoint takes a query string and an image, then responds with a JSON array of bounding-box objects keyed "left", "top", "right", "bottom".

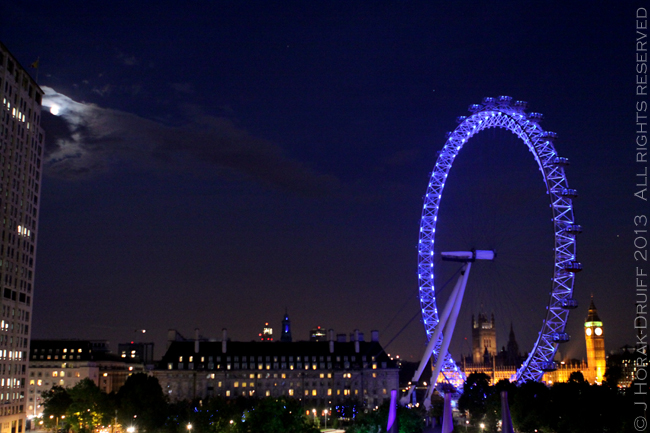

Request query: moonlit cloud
[{"left": 40, "top": 87, "right": 340, "bottom": 196}]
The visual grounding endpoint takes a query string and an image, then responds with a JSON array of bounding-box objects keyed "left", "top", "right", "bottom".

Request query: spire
[
  {"left": 586, "top": 297, "right": 601, "bottom": 323},
  {"left": 281, "top": 310, "right": 292, "bottom": 342}
]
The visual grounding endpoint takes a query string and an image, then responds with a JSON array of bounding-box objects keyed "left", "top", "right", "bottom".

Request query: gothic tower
[
  {"left": 584, "top": 298, "right": 606, "bottom": 383},
  {"left": 472, "top": 312, "right": 496, "bottom": 364}
]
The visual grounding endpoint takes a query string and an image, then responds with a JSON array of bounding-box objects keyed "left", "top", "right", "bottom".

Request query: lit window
[
  {"left": 103, "top": 373, "right": 108, "bottom": 377},
  {"left": 36, "top": 380, "right": 42, "bottom": 386},
  {"left": 242, "top": 382, "right": 246, "bottom": 388},
  {"left": 327, "top": 389, "right": 332, "bottom": 395},
  {"left": 234, "top": 382, "right": 239, "bottom": 388},
  {"left": 226, "top": 390, "right": 230, "bottom": 397},
  {"left": 78, "top": 349, "right": 82, "bottom": 353},
  {"left": 288, "top": 389, "right": 294, "bottom": 396},
  {"left": 52, "top": 372, "right": 57, "bottom": 377},
  {"left": 265, "top": 390, "right": 270, "bottom": 396},
  {"left": 179, "top": 357, "right": 183, "bottom": 362},
  {"left": 60, "top": 372, "right": 65, "bottom": 377},
  {"left": 189, "top": 356, "right": 193, "bottom": 362},
  {"left": 312, "top": 389, "right": 317, "bottom": 396}
]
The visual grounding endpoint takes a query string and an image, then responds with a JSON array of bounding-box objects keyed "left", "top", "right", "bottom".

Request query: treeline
[
  {"left": 41, "top": 374, "right": 318, "bottom": 433},
  {"left": 457, "top": 372, "right": 642, "bottom": 433}
]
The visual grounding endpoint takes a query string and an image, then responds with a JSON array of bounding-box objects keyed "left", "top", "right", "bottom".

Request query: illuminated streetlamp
[
  {"left": 127, "top": 428, "right": 135, "bottom": 433},
  {"left": 480, "top": 423, "right": 485, "bottom": 431},
  {"left": 322, "top": 409, "right": 329, "bottom": 429},
  {"left": 187, "top": 423, "right": 192, "bottom": 432}
]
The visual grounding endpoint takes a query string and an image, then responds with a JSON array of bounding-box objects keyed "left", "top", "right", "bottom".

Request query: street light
[
  {"left": 127, "top": 427, "right": 135, "bottom": 433},
  {"left": 465, "top": 419, "right": 469, "bottom": 432},
  {"left": 480, "top": 422, "right": 485, "bottom": 431},
  {"left": 187, "top": 423, "right": 192, "bottom": 432},
  {"left": 322, "top": 409, "right": 329, "bottom": 429}
]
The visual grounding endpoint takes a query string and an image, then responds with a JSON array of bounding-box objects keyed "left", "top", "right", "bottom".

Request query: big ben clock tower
[{"left": 584, "top": 298, "right": 606, "bottom": 383}]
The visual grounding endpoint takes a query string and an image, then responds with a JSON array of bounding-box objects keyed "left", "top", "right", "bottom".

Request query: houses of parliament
[{"left": 460, "top": 299, "right": 608, "bottom": 385}]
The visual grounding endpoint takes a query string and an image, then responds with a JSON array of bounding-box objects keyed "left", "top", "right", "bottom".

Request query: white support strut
[{"left": 403, "top": 250, "right": 493, "bottom": 407}]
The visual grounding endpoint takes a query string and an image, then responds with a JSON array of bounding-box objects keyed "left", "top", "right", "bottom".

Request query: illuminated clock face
[
  {"left": 585, "top": 328, "right": 592, "bottom": 336},
  {"left": 595, "top": 327, "right": 603, "bottom": 336}
]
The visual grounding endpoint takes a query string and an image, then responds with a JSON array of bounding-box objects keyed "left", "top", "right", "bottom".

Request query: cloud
[{"left": 40, "top": 87, "right": 340, "bottom": 196}]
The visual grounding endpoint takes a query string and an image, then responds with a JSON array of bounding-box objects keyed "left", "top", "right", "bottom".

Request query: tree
[
  {"left": 603, "top": 365, "right": 623, "bottom": 389},
  {"left": 117, "top": 373, "right": 168, "bottom": 432},
  {"left": 66, "top": 379, "right": 114, "bottom": 433},
  {"left": 344, "top": 402, "right": 424, "bottom": 433},
  {"left": 458, "top": 372, "right": 492, "bottom": 422},
  {"left": 42, "top": 386, "right": 73, "bottom": 430},
  {"left": 240, "top": 397, "right": 318, "bottom": 433},
  {"left": 567, "top": 371, "right": 586, "bottom": 384},
  {"left": 510, "top": 380, "right": 550, "bottom": 433}
]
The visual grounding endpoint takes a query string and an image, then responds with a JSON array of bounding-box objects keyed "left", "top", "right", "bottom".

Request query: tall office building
[{"left": 0, "top": 42, "right": 45, "bottom": 433}]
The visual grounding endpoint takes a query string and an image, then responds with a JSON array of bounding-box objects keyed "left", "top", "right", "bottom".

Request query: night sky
[{"left": 0, "top": 2, "right": 640, "bottom": 362}]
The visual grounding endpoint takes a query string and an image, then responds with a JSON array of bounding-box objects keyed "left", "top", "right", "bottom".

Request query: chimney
[
  {"left": 337, "top": 333, "right": 347, "bottom": 343},
  {"left": 194, "top": 328, "right": 200, "bottom": 353},
  {"left": 167, "top": 329, "right": 177, "bottom": 350},
  {"left": 328, "top": 329, "right": 335, "bottom": 353},
  {"left": 222, "top": 328, "right": 227, "bottom": 353},
  {"left": 354, "top": 329, "right": 360, "bottom": 353},
  {"left": 371, "top": 330, "right": 379, "bottom": 342}
]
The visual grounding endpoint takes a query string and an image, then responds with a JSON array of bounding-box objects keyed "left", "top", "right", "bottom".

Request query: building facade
[
  {"left": 28, "top": 340, "right": 145, "bottom": 421},
  {"left": 0, "top": 43, "right": 45, "bottom": 433},
  {"left": 154, "top": 329, "right": 398, "bottom": 409}
]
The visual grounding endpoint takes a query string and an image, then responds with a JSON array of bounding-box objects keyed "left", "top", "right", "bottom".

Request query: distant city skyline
[{"left": 0, "top": 2, "right": 637, "bottom": 365}]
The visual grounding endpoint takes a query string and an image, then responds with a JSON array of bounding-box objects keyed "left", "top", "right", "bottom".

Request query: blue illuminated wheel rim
[{"left": 417, "top": 96, "right": 581, "bottom": 388}]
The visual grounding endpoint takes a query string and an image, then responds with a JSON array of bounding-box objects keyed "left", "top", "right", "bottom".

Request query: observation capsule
[
  {"left": 542, "top": 131, "right": 558, "bottom": 141},
  {"left": 468, "top": 104, "right": 482, "bottom": 113},
  {"left": 560, "top": 299, "right": 579, "bottom": 309},
  {"left": 551, "top": 332, "right": 570, "bottom": 343},
  {"left": 528, "top": 112, "right": 544, "bottom": 122},
  {"left": 541, "top": 361, "right": 558, "bottom": 372},
  {"left": 561, "top": 262, "right": 583, "bottom": 273},
  {"left": 456, "top": 115, "right": 467, "bottom": 124},
  {"left": 551, "top": 157, "right": 570, "bottom": 166},
  {"left": 482, "top": 97, "right": 496, "bottom": 105},
  {"left": 560, "top": 188, "right": 579, "bottom": 198},
  {"left": 561, "top": 224, "right": 582, "bottom": 235},
  {"left": 514, "top": 100, "right": 528, "bottom": 109},
  {"left": 498, "top": 95, "right": 512, "bottom": 105}
]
